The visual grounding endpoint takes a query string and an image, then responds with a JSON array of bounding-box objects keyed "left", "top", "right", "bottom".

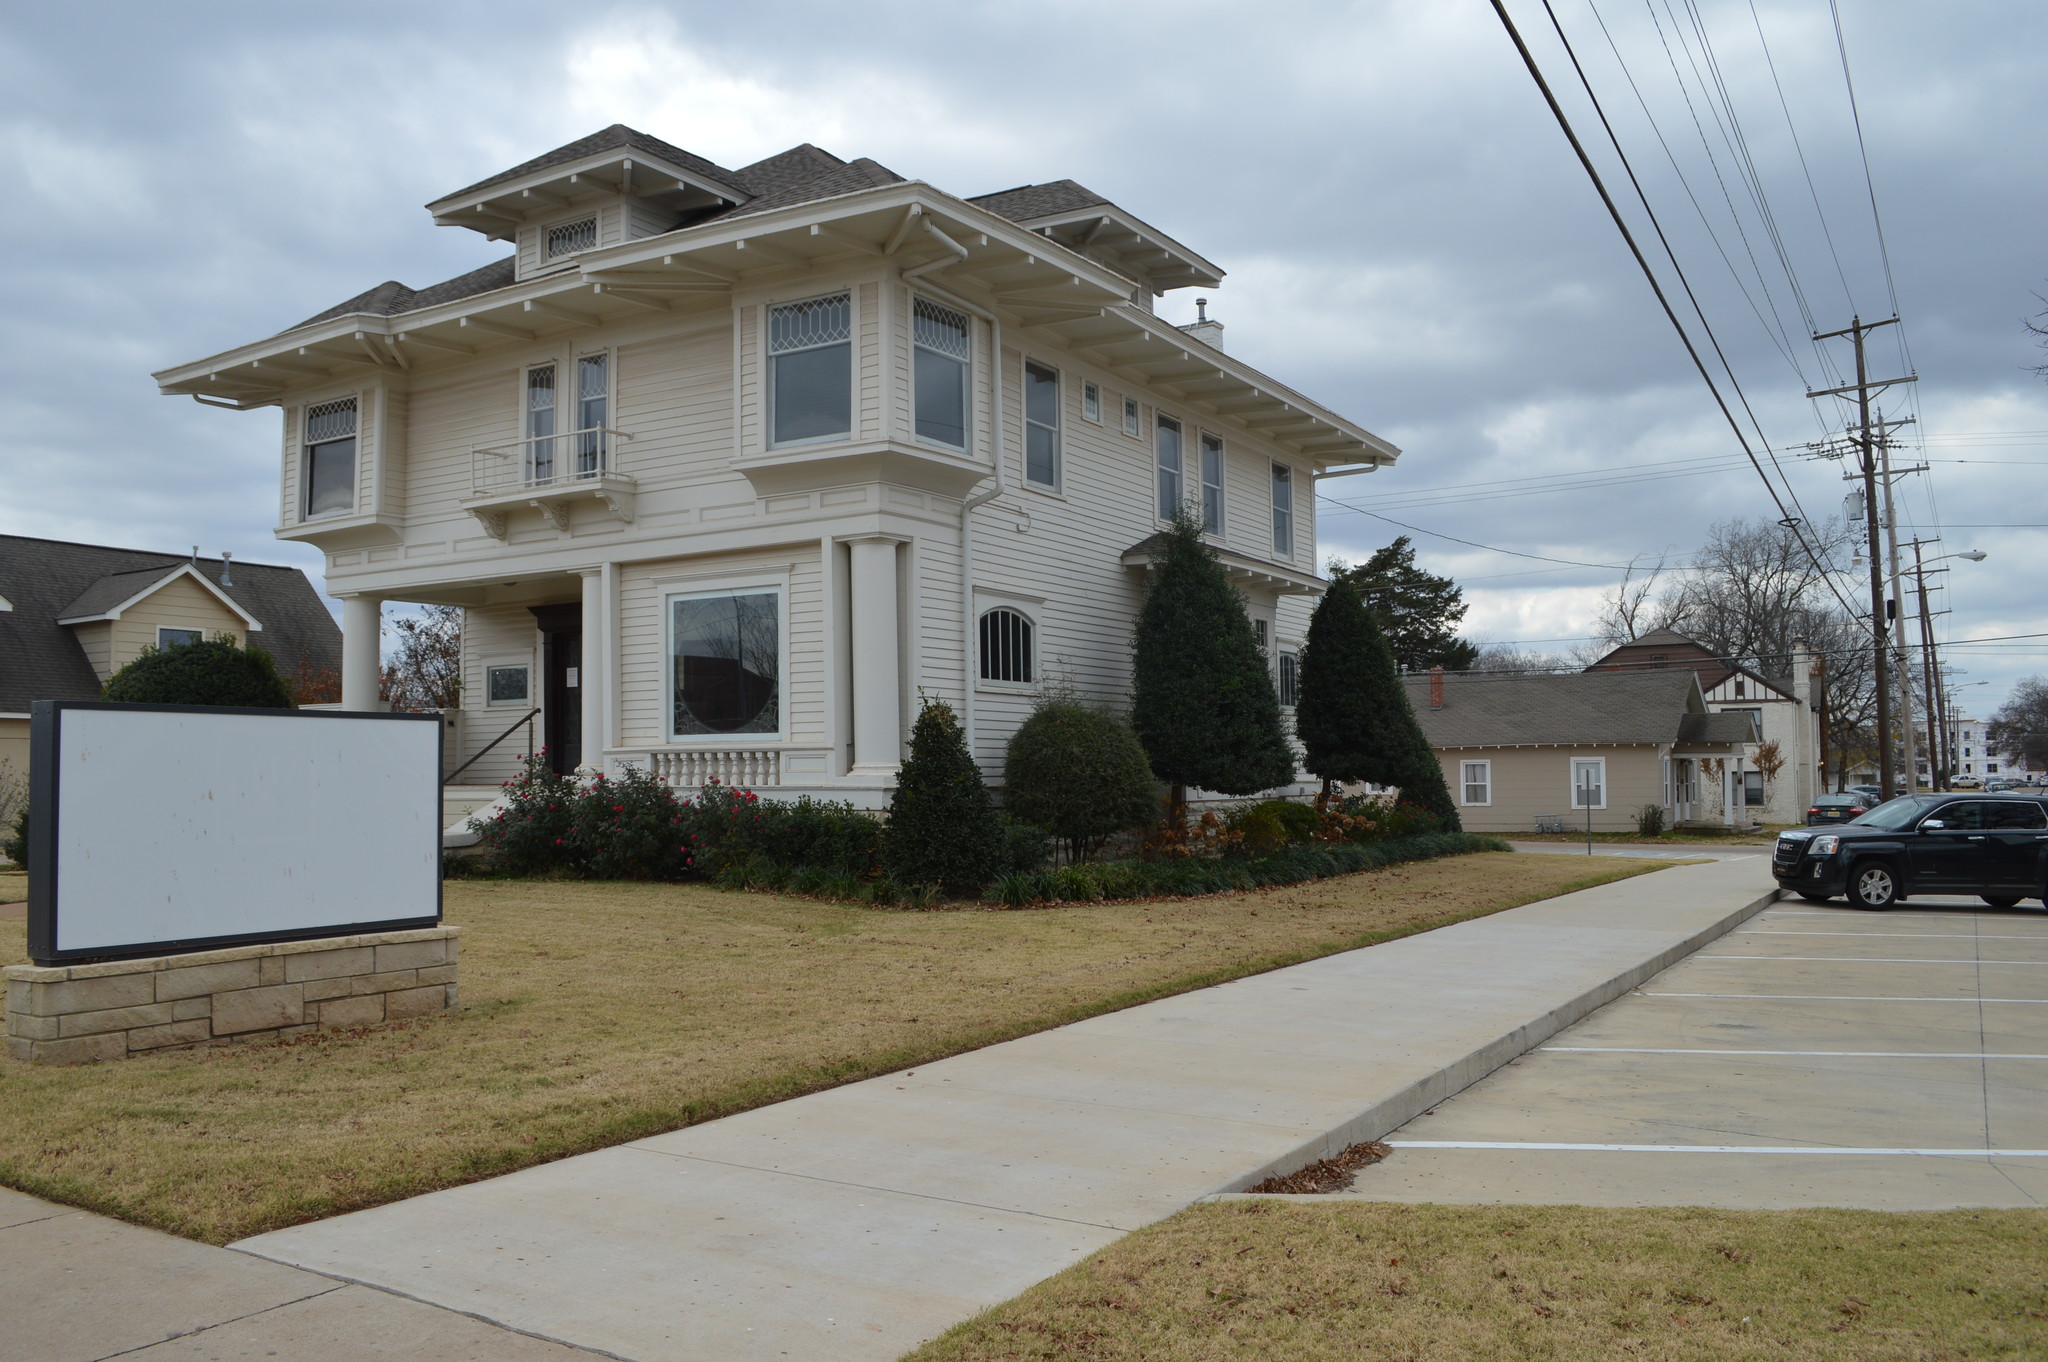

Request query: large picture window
[
  {"left": 1023, "top": 360, "right": 1059, "bottom": 487},
  {"left": 669, "top": 588, "right": 782, "bottom": 739},
  {"left": 303, "top": 397, "right": 358, "bottom": 518},
  {"left": 978, "top": 607, "right": 1034, "bottom": 684},
  {"left": 913, "top": 298, "right": 970, "bottom": 449},
  {"left": 1156, "top": 414, "right": 1184, "bottom": 519},
  {"left": 769, "top": 294, "right": 851, "bottom": 446}
]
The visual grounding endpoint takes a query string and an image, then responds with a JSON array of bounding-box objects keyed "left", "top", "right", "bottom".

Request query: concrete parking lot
[{"left": 1342, "top": 893, "right": 2048, "bottom": 1210}]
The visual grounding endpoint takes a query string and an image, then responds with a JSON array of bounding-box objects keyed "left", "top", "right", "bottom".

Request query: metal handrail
[
  {"left": 444, "top": 707, "right": 540, "bottom": 786},
  {"left": 472, "top": 427, "right": 635, "bottom": 459},
  {"left": 469, "top": 427, "right": 635, "bottom": 497}
]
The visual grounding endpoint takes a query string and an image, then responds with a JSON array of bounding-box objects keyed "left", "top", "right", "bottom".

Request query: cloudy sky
[{"left": 3, "top": 0, "right": 2042, "bottom": 719}]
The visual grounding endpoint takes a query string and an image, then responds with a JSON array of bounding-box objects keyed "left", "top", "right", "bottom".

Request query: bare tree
[
  {"left": 1594, "top": 556, "right": 1682, "bottom": 646},
  {"left": 381, "top": 605, "right": 462, "bottom": 711}
]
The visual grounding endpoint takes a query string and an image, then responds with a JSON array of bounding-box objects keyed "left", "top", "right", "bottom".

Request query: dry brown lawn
[
  {"left": 906, "top": 1200, "right": 2048, "bottom": 1361},
  {"left": 0, "top": 852, "right": 1668, "bottom": 1244}
]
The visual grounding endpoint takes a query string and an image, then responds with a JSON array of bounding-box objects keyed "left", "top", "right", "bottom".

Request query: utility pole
[
  {"left": 1907, "top": 542, "right": 1951, "bottom": 790},
  {"left": 1810, "top": 316, "right": 1915, "bottom": 799},
  {"left": 1864, "top": 408, "right": 1928, "bottom": 790}
]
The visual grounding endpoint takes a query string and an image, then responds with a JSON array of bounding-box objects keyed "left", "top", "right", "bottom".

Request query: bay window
[
  {"left": 913, "top": 297, "right": 970, "bottom": 449},
  {"left": 303, "top": 397, "right": 357, "bottom": 517}
]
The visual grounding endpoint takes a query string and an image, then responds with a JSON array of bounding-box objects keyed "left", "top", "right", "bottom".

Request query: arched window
[{"left": 978, "top": 608, "right": 1034, "bottom": 684}]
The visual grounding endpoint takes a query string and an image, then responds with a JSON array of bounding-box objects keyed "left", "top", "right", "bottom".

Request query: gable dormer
[{"left": 424, "top": 124, "right": 753, "bottom": 282}]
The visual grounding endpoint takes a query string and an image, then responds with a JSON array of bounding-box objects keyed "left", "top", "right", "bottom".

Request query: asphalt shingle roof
[
  {"left": 1402, "top": 670, "right": 1722, "bottom": 749},
  {"left": 0, "top": 536, "right": 340, "bottom": 713},
  {"left": 438, "top": 124, "right": 747, "bottom": 204},
  {"left": 967, "top": 180, "right": 1112, "bottom": 221}
]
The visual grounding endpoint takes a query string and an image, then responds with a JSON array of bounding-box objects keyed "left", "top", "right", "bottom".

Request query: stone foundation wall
[{"left": 4, "top": 926, "right": 461, "bottom": 1064}]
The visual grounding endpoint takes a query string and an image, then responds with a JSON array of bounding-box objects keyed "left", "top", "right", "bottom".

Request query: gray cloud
[{"left": 2, "top": 0, "right": 2042, "bottom": 713}]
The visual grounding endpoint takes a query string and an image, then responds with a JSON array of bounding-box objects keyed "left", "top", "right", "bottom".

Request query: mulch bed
[{"left": 1243, "top": 1141, "right": 1393, "bottom": 1194}]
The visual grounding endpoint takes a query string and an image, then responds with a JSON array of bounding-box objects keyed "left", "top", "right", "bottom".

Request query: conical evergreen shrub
[
  {"left": 1130, "top": 514, "right": 1295, "bottom": 798},
  {"left": 883, "top": 696, "right": 1003, "bottom": 895},
  {"left": 1294, "top": 583, "right": 1460, "bottom": 829}
]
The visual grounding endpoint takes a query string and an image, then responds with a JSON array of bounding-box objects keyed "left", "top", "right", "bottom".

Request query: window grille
[
  {"left": 547, "top": 217, "right": 597, "bottom": 258},
  {"left": 1024, "top": 360, "right": 1059, "bottom": 486},
  {"left": 527, "top": 366, "right": 557, "bottom": 483},
  {"left": 769, "top": 295, "right": 852, "bottom": 445},
  {"left": 978, "top": 608, "right": 1034, "bottom": 684},
  {"left": 913, "top": 298, "right": 970, "bottom": 449},
  {"left": 1200, "top": 433, "right": 1225, "bottom": 533},
  {"left": 158, "top": 628, "right": 201, "bottom": 649},
  {"left": 769, "top": 294, "right": 852, "bottom": 352},
  {"left": 1278, "top": 651, "right": 1299, "bottom": 707},
  {"left": 305, "top": 398, "right": 357, "bottom": 442},
  {"left": 1156, "top": 415, "right": 1184, "bottom": 519},
  {"left": 575, "top": 354, "right": 608, "bottom": 474},
  {"left": 1123, "top": 397, "right": 1140, "bottom": 437},
  {"left": 1254, "top": 619, "right": 1268, "bottom": 652},
  {"left": 1270, "top": 462, "right": 1294, "bottom": 557},
  {"left": 1082, "top": 381, "right": 1101, "bottom": 423}
]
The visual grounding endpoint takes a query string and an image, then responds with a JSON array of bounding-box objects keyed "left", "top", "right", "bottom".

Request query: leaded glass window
[
  {"left": 546, "top": 217, "right": 597, "bottom": 258},
  {"left": 913, "top": 298, "right": 970, "bottom": 449},
  {"left": 303, "top": 397, "right": 357, "bottom": 517},
  {"left": 769, "top": 294, "right": 852, "bottom": 445}
]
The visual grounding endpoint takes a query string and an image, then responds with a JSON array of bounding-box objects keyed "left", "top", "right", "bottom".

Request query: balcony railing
[{"left": 469, "top": 427, "right": 634, "bottom": 497}]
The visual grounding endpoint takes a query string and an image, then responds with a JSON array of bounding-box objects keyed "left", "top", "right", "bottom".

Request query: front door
[{"left": 531, "top": 603, "right": 582, "bottom": 775}]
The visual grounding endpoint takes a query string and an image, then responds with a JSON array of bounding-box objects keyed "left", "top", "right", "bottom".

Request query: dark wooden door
[{"left": 531, "top": 604, "right": 582, "bottom": 775}]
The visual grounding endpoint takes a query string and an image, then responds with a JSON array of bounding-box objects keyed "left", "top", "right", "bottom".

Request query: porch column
[
  {"left": 847, "top": 536, "right": 902, "bottom": 775},
  {"left": 577, "top": 568, "right": 606, "bottom": 776},
  {"left": 339, "top": 595, "right": 382, "bottom": 711}
]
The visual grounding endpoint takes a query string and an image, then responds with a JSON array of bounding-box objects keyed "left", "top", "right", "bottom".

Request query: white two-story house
[{"left": 153, "top": 126, "right": 1397, "bottom": 803}]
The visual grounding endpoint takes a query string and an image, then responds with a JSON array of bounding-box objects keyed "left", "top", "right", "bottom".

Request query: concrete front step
[{"left": 231, "top": 857, "right": 1779, "bottom": 1361}]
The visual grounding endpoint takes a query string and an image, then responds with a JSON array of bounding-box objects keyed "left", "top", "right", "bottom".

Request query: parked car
[
  {"left": 1850, "top": 784, "right": 1884, "bottom": 801},
  {"left": 1951, "top": 775, "right": 1984, "bottom": 789},
  {"left": 1986, "top": 779, "right": 2020, "bottom": 793},
  {"left": 1773, "top": 793, "right": 2048, "bottom": 909},
  {"left": 1805, "top": 792, "right": 1876, "bottom": 825}
]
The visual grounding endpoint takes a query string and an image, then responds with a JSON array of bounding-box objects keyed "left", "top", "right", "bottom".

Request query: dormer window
[
  {"left": 303, "top": 397, "right": 357, "bottom": 518},
  {"left": 546, "top": 216, "right": 598, "bottom": 260}
]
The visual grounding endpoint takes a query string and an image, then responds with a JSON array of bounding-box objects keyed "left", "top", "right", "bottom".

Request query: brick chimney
[{"left": 1429, "top": 665, "right": 1445, "bottom": 710}]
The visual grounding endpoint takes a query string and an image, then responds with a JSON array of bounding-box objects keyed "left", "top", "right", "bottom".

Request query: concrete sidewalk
[{"left": 215, "top": 856, "right": 1776, "bottom": 1361}]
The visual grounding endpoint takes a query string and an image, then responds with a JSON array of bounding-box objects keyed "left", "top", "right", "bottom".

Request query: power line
[{"left": 1314, "top": 490, "right": 1641, "bottom": 570}]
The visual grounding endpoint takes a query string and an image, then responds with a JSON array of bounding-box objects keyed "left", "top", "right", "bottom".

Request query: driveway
[{"left": 1341, "top": 893, "right": 2048, "bottom": 1210}]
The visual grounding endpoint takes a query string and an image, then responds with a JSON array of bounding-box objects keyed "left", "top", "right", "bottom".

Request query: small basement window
[{"left": 546, "top": 217, "right": 598, "bottom": 259}]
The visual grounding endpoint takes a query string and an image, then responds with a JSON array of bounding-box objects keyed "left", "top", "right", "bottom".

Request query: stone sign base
[{"left": 4, "top": 926, "right": 461, "bottom": 1064}]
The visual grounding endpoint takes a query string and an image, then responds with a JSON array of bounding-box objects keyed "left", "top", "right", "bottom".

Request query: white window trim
[
  {"left": 911, "top": 294, "right": 972, "bottom": 454},
  {"left": 1570, "top": 756, "right": 1608, "bottom": 811},
  {"left": 301, "top": 392, "right": 363, "bottom": 521},
  {"left": 543, "top": 211, "right": 601, "bottom": 263},
  {"left": 765, "top": 291, "right": 855, "bottom": 451},
  {"left": 1021, "top": 356, "right": 1061, "bottom": 492},
  {"left": 1155, "top": 411, "right": 1186, "bottom": 523},
  {"left": 1276, "top": 648, "right": 1300, "bottom": 709},
  {"left": 664, "top": 579, "right": 789, "bottom": 744},
  {"left": 1198, "top": 430, "right": 1227, "bottom": 535},
  {"left": 483, "top": 655, "right": 535, "bottom": 708},
  {"left": 1461, "top": 759, "right": 1493, "bottom": 807},
  {"left": 157, "top": 627, "right": 203, "bottom": 650},
  {"left": 1270, "top": 460, "right": 1296, "bottom": 560},
  {"left": 1081, "top": 381, "right": 1102, "bottom": 424},
  {"left": 975, "top": 604, "right": 1038, "bottom": 691},
  {"left": 1122, "top": 396, "right": 1142, "bottom": 438}
]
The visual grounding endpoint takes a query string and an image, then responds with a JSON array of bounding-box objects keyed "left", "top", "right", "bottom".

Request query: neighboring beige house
[
  {"left": 0, "top": 536, "right": 341, "bottom": 776},
  {"left": 1583, "top": 629, "right": 1822, "bottom": 823},
  {"left": 1406, "top": 670, "right": 1757, "bottom": 834},
  {"left": 151, "top": 125, "right": 1397, "bottom": 804}
]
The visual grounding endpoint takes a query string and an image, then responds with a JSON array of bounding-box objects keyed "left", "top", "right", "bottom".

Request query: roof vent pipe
[
  {"left": 220, "top": 551, "right": 233, "bottom": 587},
  {"left": 1179, "top": 297, "right": 1226, "bottom": 352},
  {"left": 191, "top": 545, "right": 199, "bottom": 566},
  {"left": 1429, "top": 665, "right": 1445, "bottom": 710}
]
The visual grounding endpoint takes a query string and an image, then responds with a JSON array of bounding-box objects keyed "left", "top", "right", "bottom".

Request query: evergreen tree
[
  {"left": 1130, "top": 514, "right": 1296, "bottom": 800},
  {"left": 1294, "top": 583, "right": 1460, "bottom": 828},
  {"left": 883, "top": 696, "right": 1003, "bottom": 895},
  {"left": 102, "top": 636, "right": 294, "bottom": 708},
  {"left": 1004, "top": 699, "right": 1158, "bottom": 864},
  {"left": 1330, "top": 537, "right": 1478, "bottom": 672}
]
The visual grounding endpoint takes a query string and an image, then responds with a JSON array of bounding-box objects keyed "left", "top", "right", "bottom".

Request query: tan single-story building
[
  {"left": 1404, "top": 669, "right": 1758, "bottom": 834},
  {"left": 0, "top": 536, "right": 341, "bottom": 783}
]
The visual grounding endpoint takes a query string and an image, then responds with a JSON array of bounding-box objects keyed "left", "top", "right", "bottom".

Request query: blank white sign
[{"left": 52, "top": 707, "right": 440, "bottom": 954}]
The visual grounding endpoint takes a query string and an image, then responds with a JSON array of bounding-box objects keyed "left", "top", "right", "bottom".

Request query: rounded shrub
[
  {"left": 883, "top": 697, "right": 1003, "bottom": 897},
  {"left": 102, "top": 637, "right": 293, "bottom": 708},
  {"left": 1004, "top": 701, "right": 1157, "bottom": 864}
]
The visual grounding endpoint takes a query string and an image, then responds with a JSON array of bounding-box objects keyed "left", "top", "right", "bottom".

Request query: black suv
[{"left": 1773, "top": 794, "right": 2048, "bottom": 909}]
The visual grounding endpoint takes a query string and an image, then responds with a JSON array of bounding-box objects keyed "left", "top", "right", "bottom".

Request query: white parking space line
[
  {"left": 1639, "top": 992, "right": 2048, "bottom": 1003},
  {"left": 1540, "top": 1047, "right": 2048, "bottom": 1059},
  {"left": 1737, "top": 931, "right": 2047, "bottom": 940},
  {"left": 1387, "top": 1141, "right": 2048, "bottom": 1157},
  {"left": 1694, "top": 955, "right": 2048, "bottom": 966},
  {"left": 1766, "top": 910, "right": 2044, "bottom": 922}
]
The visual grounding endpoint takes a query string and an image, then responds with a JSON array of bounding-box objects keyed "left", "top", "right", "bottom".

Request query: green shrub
[
  {"left": 884, "top": 697, "right": 1002, "bottom": 895},
  {"left": 2, "top": 806, "right": 25, "bottom": 869},
  {"left": 684, "top": 782, "right": 881, "bottom": 879},
  {"left": 102, "top": 636, "right": 294, "bottom": 708},
  {"left": 1047, "top": 866, "right": 1103, "bottom": 902},
  {"left": 1636, "top": 803, "right": 1669, "bottom": 837},
  {"left": 1226, "top": 799, "right": 1319, "bottom": 855},
  {"left": 1003, "top": 701, "right": 1158, "bottom": 863},
  {"left": 568, "top": 766, "right": 693, "bottom": 881},
  {"left": 1335, "top": 797, "right": 1448, "bottom": 842},
  {"left": 998, "top": 818, "right": 1051, "bottom": 875},
  {"left": 468, "top": 754, "right": 582, "bottom": 876}
]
